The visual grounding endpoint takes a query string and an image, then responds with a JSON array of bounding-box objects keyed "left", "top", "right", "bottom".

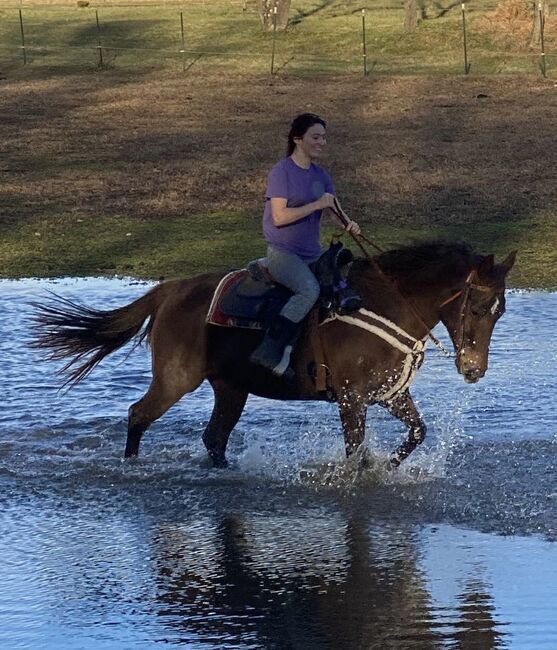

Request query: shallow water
[{"left": 1, "top": 278, "right": 556, "bottom": 649}]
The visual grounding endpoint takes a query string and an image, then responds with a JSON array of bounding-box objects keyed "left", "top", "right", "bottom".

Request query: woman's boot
[{"left": 250, "top": 314, "right": 301, "bottom": 377}]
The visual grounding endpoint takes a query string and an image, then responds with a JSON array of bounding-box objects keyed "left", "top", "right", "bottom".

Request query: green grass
[
  {"left": 0, "top": 210, "right": 554, "bottom": 288},
  {"left": 1, "top": 2, "right": 555, "bottom": 287},
  {"left": 0, "top": 1, "right": 553, "bottom": 76}
]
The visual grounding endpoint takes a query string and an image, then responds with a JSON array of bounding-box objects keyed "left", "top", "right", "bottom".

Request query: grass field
[
  {"left": 1, "top": 1, "right": 556, "bottom": 287},
  {"left": 1, "top": 0, "right": 555, "bottom": 76}
]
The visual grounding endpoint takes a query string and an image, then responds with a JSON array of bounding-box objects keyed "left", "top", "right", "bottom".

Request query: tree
[
  {"left": 257, "top": 0, "right": 292, "bottom": 32},
  {"left": 404, "top": 0, "right": 418, "bottom": 31},
  {"left": 530, "top": 0, "right": 549, "bottom": 47}
]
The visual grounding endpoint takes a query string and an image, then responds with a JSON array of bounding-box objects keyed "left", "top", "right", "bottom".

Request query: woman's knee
[{"left": 300, "top": 276, "right": 320, "bottom": 303}]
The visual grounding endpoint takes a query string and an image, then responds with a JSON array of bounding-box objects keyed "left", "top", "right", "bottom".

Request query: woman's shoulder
[
  {"left": 270, "top": 158, "right": 290, "bottom": 172},
  {"left": 310, "top": 162, "right": 332, "bottom": 179}
]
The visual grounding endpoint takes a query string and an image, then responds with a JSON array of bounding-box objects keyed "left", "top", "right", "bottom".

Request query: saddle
[{"left": 206, "top": 241, "right": 360, "bottom": 330}]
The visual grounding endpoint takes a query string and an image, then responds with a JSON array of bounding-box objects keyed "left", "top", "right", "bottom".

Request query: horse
[{"left": 31, "top": 242, "right": 516, "bottom": 468}]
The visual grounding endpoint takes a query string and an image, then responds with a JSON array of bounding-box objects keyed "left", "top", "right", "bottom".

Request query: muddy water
[{"left": 1, "top": 278, "right": 556, "bottom": 649}]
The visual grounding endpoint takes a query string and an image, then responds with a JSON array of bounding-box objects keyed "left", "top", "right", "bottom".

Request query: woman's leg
[
  {"left": 250, "top": 247, "right": 320, "bottom": 376},
  {"left": 265, "top": 246, "right": 320, "bottom": 323}
]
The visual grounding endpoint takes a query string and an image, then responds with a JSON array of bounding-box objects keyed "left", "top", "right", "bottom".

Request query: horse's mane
[{"left": 352, "top": 241, "right": 476, "bottom": 285}]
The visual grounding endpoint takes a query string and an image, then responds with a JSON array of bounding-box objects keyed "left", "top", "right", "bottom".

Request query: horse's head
[{"left": 440, "top": 251, "right": 517, "bottom": 383}]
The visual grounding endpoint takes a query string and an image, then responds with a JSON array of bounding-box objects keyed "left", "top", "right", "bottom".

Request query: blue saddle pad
[{"left": 218, "top": 274, "right": 291, "bottom": 324}]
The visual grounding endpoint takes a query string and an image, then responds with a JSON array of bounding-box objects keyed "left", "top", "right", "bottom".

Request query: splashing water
[{"left": 1, "top": 279, "right": 556, "bottom": 650}]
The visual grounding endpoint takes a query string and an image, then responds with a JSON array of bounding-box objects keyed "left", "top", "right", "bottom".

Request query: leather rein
[{"left": 329, "top": 198, "right": 485, "bottom": 358}]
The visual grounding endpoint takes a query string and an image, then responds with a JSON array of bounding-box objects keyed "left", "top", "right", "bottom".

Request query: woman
[{"left": 250, "top": 113, "right": 361, "bottom": 377}]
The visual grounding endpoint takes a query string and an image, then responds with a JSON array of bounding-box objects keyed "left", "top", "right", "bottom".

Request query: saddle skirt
[
  {"left": 206, "top": 243, "right": 359, "bottom": 330},
  {"left": 206, "top": 266, "right": 292, "bottom": 330}
]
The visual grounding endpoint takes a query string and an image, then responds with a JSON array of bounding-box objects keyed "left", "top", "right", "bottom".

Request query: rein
[{"left": 330, "top": 198, "right": 451, "bottom": 356}]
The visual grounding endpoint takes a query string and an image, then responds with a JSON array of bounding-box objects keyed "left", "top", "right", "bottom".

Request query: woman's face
[{"left": 294, "top": 123, "right": 327, "bottom": 160}]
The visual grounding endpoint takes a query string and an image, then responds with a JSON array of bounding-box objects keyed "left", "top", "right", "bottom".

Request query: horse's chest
[{"left": 322, "top": 312, "right": 426, "bottom": 402}]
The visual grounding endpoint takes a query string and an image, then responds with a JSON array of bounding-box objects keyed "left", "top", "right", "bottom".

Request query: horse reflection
[{"left": 147, "top": 512, "right": 506, "bottom": 648}]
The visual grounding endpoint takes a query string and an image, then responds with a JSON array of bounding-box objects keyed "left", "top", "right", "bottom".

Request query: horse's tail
[{"left": 31, "top": 283, "right": 169, "bottom": 387}]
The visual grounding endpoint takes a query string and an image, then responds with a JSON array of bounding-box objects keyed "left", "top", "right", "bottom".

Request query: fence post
[
  {"left": 538, "top": 3, "right": 546, "bottom": 78},
  {"left": 361, "top": 9, "right": 367, "bottom": 76},
  {"left": 95, "top": 10, "right": 104, "bottom": 68},
  {"left": 270, "top": 6, "right": 278, "bottom": 75},
  {"left": 180, "top": 11, "right": 186, "bottom": 72},
  {"left": 461, "top": 2, "right": 471, "bottom": 74},
  {"left": 19, "top": 9, "right": 27, "bottom": 65}
]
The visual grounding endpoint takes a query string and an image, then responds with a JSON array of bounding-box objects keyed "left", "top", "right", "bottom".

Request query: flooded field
[{"left": 1, "top": 278, "right": 556, "bottom": 649}]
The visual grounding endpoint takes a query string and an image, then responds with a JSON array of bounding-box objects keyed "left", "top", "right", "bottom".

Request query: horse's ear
[
  {"left": 477, "top": 254, "right": 495, "bottom": 277},
  {"left": 499, "top": 250, "right": 517, "bottom": 275}
]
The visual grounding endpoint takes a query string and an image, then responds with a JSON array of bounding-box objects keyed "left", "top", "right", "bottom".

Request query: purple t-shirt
[{"left": 262, "top": 157, "right": 335, "bottom": 260}]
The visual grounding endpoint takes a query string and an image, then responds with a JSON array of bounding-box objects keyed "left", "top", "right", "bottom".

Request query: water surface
[{"left": 1, "top": 279, "right": 556, "bottom": 649}]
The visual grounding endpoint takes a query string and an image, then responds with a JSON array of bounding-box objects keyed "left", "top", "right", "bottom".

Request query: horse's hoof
[
  {"left": 357, "top": 447, "right": 372, "bottom": 469},
  {"left": 389, "top": 453, "right": 401, "bottom": 469},
  {"left": 208, "top": 451, "right": 229, "bottom": 469}
]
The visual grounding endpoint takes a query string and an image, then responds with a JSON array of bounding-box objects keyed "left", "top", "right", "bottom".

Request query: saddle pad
[
  {"left": 205, "top": 269, "right": 263, "bottom": 329},
  {"left": 205, "top": 269, "right": 282, "bottom": 330}
]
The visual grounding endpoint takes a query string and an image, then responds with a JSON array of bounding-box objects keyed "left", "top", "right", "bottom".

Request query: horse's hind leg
[
  {"left": 126, "top": 371, "right": 203, "bottom": 458},
  {"left": 202, "top": 378, "right": 248, "bottom": 468},
  {"left": 380, "top": 389, "right": 426, "bottom": 467}
]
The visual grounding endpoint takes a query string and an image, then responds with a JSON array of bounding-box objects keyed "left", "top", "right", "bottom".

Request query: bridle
[
  {"left": 329, "top": 198, "right": 491, "bottom": 359},
  {"left": 439, "top": 270, "right": 494, "bottom": 359}
]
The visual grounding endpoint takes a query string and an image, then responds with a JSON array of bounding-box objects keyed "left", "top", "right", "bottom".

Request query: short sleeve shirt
[{"left": 262, "top": 157, "right": 335, "bottom": 261}]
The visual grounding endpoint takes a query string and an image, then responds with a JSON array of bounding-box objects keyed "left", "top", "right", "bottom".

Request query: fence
[{"left": 0, "top": 1, "right": 554, "bottom": 77}]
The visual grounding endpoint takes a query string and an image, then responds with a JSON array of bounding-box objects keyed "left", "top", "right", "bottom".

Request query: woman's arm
[
  {"left": 326, "top": 197, "right": 361, "bottom": 235},
  {"left": 271, "top": 193, "right": 335, "bottom": 226}
]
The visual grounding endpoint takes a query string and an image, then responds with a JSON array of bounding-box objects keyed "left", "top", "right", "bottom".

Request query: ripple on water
[{"left": 0, "top": 280, "right": 556, "bottom": 649}]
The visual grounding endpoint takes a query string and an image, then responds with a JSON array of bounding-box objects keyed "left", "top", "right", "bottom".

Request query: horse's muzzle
[
  {"left": 456, "top": 353, "right": 486, "bottom": 384},
  {"left": 462, "top": 368, "right": 484, "bottom": 384}
]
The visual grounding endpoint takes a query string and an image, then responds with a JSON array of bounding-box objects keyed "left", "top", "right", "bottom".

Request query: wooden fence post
[
  {"left": 361, "top": 9, "right": 368, "bottom": 76},
  {"left": 461, "top": 2, "right": 471, "bottom": 74},
  {"left": 538, "top": 3, "right": 546, "bottom": 77},
  {"left": 19, "top": 9, "right": 27, "bottom": 65},
  {"left": 95, "top": 10, "right": 104, "bottom": 68},
  {"left": 270, "top": 5, "right": 277, "bottom": 75}
]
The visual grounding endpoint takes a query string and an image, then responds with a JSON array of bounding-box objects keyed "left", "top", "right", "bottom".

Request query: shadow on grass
[{"left": 1, "top": 69, "right": 556, "bottom": 284}]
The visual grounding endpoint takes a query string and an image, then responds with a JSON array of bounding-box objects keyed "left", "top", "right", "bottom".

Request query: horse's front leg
[
  {"left": 338, "top": 392, "right": 368, "bottom": 458},
  {"left": 380, "top": 389, "right": 426, "bottom": 467}
]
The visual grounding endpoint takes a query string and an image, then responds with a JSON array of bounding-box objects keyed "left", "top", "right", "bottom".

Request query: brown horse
[{"left": 32, "top": 242, "right": 516, "bottom": 468}]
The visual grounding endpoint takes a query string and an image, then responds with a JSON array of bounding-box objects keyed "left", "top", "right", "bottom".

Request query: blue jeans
[{"left": 266, "top": 246, "right": 321, "bottom": 323}]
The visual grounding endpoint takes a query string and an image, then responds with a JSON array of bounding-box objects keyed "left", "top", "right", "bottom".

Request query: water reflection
[
  {"left": 146, "top": 510, "right": 510, "bottom": 649},
  {"left": 1, "top": 280, "right": 557, "bottom": 649}
]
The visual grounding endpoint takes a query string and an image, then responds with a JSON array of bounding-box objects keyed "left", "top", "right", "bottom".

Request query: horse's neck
[{"left": 356, "top": 260, "right": 469, "bottom": 337}]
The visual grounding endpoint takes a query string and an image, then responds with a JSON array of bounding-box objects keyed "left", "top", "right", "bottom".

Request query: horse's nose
[
  {"left": 462, "top": 367, "right": 484, "bottom": 384},
  {"left": 457, "top": 352, "right": 486, "bottom": 383}
]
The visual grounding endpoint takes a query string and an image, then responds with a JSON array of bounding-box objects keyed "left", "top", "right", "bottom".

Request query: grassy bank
[
  {"left": 1, "top": 3, "right": 556, "bottom": 287},
  {"left": 1, "top": 0, "right": 555, "bottom": 77},
  {"left": 0, "top": 211, "right": 554, "bottom": 288}
]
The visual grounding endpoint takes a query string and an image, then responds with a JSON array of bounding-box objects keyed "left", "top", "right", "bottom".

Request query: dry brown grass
[
  {"left": 475, "top": 0, "right": 557, "bottom": 51},
  {"left": 2, "top": 71, "right": 556, "bottom": 229}
]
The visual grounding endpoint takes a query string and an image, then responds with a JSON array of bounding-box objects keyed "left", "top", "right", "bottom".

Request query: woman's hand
[
  {"left": 344, "top": 220, "right": 361, "bottom": 236},
  {"left": 316, "top": 192, "right": 336, "bottom": 211}
]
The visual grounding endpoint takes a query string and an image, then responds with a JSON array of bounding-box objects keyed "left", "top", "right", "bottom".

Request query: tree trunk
[
  {"left": 531, "top": 0, "right": 549, "bottom": 47},
  {"left": 257, "top": 0, "right": 291, "bottom": 32},
  {"left": 404, "top": 0, "right": 418, "bottom": 32}
]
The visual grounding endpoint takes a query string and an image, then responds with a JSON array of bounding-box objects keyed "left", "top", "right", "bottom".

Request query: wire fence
[{"left": 0, "top": 1, "right": 554, "bottom": 77}]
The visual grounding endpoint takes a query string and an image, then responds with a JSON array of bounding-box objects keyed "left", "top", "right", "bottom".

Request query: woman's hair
[{"left": 286, "top": 113, "right": 326, "bottom": 156}]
